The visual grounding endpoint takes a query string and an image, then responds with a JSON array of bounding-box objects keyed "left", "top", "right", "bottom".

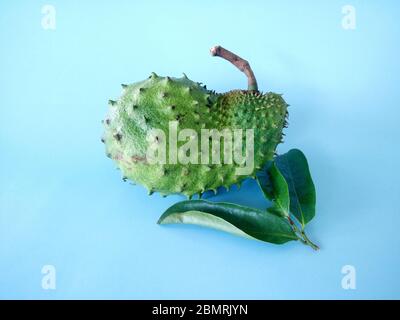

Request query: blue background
[{"left": 1, "top": 0, "right": 399, "bottom": 299}]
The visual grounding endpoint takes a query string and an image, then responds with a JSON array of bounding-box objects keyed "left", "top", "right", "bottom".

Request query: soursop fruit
[{"left": 102, "top": 48, "right": 288, "bottom": 198}]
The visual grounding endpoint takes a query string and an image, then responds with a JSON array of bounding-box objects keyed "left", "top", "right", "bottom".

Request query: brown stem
[{"left": 210, "top": 45, "right": 258, "bottom": 91}]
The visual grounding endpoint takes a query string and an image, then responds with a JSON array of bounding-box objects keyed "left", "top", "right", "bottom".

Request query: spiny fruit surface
[{"left": 102, "top": 73, "right": 288, "bottom": 198}]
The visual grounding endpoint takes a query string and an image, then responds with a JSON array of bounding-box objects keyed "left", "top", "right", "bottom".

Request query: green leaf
[
  {"left": 158, "top": 200, "right": 298, "bottom": 245},
  {"left": 275, "top": 149, "right": 316, "bottom": 227},
  {"left": 256, "top": 162, "right": 290, "bottom": 218}
]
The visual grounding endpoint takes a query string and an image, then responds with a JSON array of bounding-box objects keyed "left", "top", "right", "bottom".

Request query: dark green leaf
[
  {"left": 158, "top": 200, "right": 298, "bottom": 244},
  {"left": 256, "top": 162, "right": 290, "bottom": 218},
  {"left": 275, "top": 149, "right": 316, "bottom": 227}
]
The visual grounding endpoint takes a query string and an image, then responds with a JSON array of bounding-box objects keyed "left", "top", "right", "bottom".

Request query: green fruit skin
[{"left": 103, "top": 73, "right": 288, "bottom": 198}]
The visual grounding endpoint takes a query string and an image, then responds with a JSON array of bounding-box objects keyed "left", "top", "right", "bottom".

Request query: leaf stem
[
  {"left": 288, "top": 216, "right": 319, "bottom": 251},
  {"left": 301, "top": 230, "right": 319, "bottom": 251}
]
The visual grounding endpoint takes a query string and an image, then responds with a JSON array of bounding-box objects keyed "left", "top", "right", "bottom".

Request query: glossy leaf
[
  {"left": 275, "top": 149, "right": 316, "bottom": 227},
  {"left": 256, "top": 162, "right": 290, "bottom": 218},
  {"left": 158, "top": 200, "right": 298, "bottom": 244}
]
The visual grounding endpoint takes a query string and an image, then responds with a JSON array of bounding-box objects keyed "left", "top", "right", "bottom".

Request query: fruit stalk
[{"left": 210, "top": 45, "right": 258, "bottom": 91}]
